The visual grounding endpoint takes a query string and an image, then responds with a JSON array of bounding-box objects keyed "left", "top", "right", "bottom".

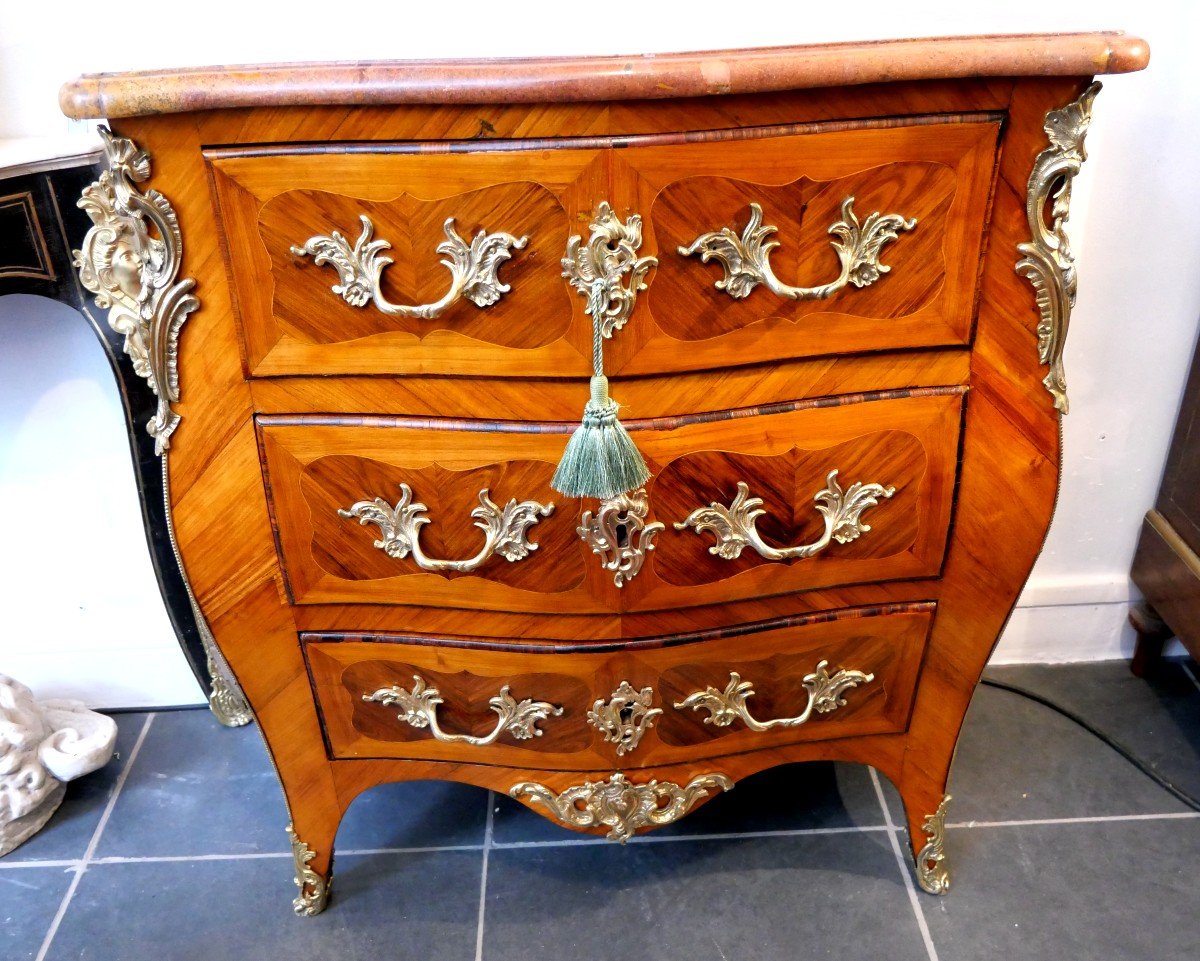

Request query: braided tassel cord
[{"left": 551, "top": 283, "right": 650, "bottom": 499}]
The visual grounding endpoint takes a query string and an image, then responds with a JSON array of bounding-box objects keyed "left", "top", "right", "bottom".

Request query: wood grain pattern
[
  {"left": 100, "top": 60, "right": 1131, "bottom": 894},
  {"left": 192, "top": 80, "right": 1018, "bottom": 153},
  {"left": 305, "top": 602, "right": 932, "bottom": 769},
  {"left": 266, "top": 184, "right": 568, "bottom": 348},
  {"left": 1130, "top": 329, "right": 1200, "bottom": 665},
  {"left": 1131, "top": 510, "right": 1200, "bottom": 661},
  {"left": 257, "top": 388, "right": 961, "bottom": 612},
  {"left": 208, "top": 119, "right": 997, "bottom": 378}
]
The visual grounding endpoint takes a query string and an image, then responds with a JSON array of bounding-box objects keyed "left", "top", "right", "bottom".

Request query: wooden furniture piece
[
  {"left": 0, "top": 140, "right": 249, "bottom": 726},
  {"left": 60, "top": 32, "right": 1149, "bottom": 914},
  {"left": 1130, "top": 330, "right": 1200, "bottom": 674}
]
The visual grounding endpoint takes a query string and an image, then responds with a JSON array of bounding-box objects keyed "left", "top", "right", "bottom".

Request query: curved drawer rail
[
  {"left": 363, "top": 674, "right": 563, "bottom": 746},
  {"left": 679, "top": 197, "right": 916, "bottom": 302},
  {"left": 675, "top": 659, "right": 874, "bottom": 732},
  {"left": 291, "top": 214, "right": 528, "bottom": 319}
]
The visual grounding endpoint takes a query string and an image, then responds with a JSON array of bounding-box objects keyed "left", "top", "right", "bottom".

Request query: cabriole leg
[
  {"left": 287, "top": 820, "right": 335, "bottom": 916},
  {"left": 910, "top": 794, "right": 952, "bottom": 895},
  {"left": 879, "top": 763, "right": 953, "bottom": 895}
]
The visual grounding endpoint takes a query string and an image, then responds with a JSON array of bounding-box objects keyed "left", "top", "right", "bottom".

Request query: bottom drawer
[{"left": 304, "top": 603, "right": 933, "bottom": 771}]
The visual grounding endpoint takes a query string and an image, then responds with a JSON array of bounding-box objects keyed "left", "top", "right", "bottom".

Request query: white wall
[
  {"left": 0, "top": 297, "right": 204, "bottom": 706},
  {"left": 1, "top": 1, "right": 1197, "bottom": 705}
]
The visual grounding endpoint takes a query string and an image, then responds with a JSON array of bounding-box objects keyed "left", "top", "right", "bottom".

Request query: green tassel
[{"left": 552, "top": 375, "right": 650, "bottom": 499}]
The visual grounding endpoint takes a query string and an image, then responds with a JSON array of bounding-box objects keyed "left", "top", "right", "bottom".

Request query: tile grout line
[
  {"left": 490, "top": 823, "right": 893, "bottom": 850},
  {"left": 474, "top": 792, "right": 495, "bottom": 961},
  {"left": 84, "top": 842, "right": 487, "bottom": 865},
  {"left": 869, "top": 768, "right": 940, "bottom": 961},
  {"left": 946, "top": 811, "right": 1200, "bottom": 829},
  {"left": 1181, "top": 660, "right": 1200, "bottom": 694},
  {"left": 8, "top": 806, "right": 1200, "bottom": 871},
  {"left": 626, "top": 824, "right": 889, "bottom": 843},
  {"left": 34, "top": 712, "right": 156, "bottom": 961}
]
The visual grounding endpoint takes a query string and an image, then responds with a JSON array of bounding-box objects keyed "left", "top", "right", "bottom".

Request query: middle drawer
[{"left": 258, "top": 387, "right": 963, "bottom": 614}]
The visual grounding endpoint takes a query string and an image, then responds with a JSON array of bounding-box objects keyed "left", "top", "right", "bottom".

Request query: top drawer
[{"left": 207, "top": 118, "right": 999, "bottom": 379}]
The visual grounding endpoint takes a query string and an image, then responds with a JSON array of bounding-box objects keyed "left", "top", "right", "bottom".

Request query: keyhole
[
  {"left": 614, "top": 521, "right": 631, "bottom": 549},
  {"left": 619, "top": 704, "right": 636, "bottom": 725}
]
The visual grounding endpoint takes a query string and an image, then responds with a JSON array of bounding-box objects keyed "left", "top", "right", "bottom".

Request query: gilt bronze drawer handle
[
  {"left": 679, "top": 197, "right": 916, "bottom": 302},
  {"left": 510, "top": 771, "right": 732, "bottom": 842},
  {"left": 338, "top": 484, "right": 553, "bottom": 573},
  {"left": 291, "top": 214, "right": 527, "bottom": 319},
  {"left": 675, "top": 660, "right": 874, "bottom": 732},
  {"left": 363, "top": 674, "right": 563, "bottom": 746},
  {"left": 674, "top": 469, "right": 894, "bottom": 562}
]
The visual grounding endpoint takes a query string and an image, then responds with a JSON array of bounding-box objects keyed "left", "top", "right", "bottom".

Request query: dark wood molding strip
[
  {"left": 203, "top": 111, "right": 1004, "bottom": 158},
  {"left": 60, "top": 33, "right": 1148, "bottom": 120},
  {"left": 300, "top": 601, "right": 937, "bottom": 655},
  {"left": 255, "top": 385, "right": 969, "bottom": 436}
]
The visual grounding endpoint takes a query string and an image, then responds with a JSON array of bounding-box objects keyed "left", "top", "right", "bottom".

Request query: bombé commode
[{"left": 60, "top": 32, "right": 1149, "bottom": 915}]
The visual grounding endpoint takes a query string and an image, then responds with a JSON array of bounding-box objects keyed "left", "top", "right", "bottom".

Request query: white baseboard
[
  {"left": 1014, "top": 572, "right": 1138, "bottom": 609},
  {"left": 993, "top": 573, "right": 1186, "bottom": 664},
  {"left": 4, "top": 644, "right": 204, "bottom": 710}
]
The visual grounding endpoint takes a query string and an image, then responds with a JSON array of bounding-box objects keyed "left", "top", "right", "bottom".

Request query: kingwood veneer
[{"left": 61, "top": 33, "right": 1149, "bottom": 914}]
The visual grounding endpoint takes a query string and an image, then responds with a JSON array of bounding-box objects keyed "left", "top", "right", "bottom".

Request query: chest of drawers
[{"left": 61, "top": 32, "right": 1148, "bottom": 914}]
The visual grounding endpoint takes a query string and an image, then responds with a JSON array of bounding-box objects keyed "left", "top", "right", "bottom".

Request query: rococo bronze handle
[
  {"left": 679, "top": 196, "right": 916, "bottom": 302},
  {"left": 674, "top": 660, "right": 874, "bottom": 732},
  {"left": 363, "top": 675, "right": 563, "bottom": 746},
  {"left": 674, "top": 470, "right": 895, "bottom": 562},
  {"left": 292, "top": 214, "right": 527, "bottom": 319},
  {"left": 338, "top": 484, "right": 553, "bottom": 573}
]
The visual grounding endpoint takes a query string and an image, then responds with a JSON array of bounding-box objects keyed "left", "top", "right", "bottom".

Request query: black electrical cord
[{"left": 980, "top": 677, "right": 1200, "bottom": 814}]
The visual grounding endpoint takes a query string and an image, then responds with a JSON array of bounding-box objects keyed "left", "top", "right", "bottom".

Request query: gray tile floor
[{"left": 5, "top": 659, "right": 1199, "bottom": 961}]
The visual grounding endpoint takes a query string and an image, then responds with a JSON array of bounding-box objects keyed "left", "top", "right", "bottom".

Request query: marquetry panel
[
  {"left": 208, "top": 147, "right": 601, "bottom": 378},
  {"left": 262, "top": 184, "right": 569, "bottom": 348},
  {"left": 304, "top": 602, "right": 933, "bottom": 768},
  {"left": 650, "top": 163, "right": 953, "bottom": 339},
  {"left": 257, "top": 420, "right": 605, "bottom": 614},
  {"left": 650, "top": 433, "right": 926, "bottom": 587},
  {"left": 257, "top": 386, "right": 961, "bottom": 613},
  {"left": 208, "top": 117, "right": 997, "bottom": 379},
  {"left": 626, "top": 387, "right": 964, "bottom": 611},
  {"left": 621, "top": 120, "right": 998, "bottom": 375}
]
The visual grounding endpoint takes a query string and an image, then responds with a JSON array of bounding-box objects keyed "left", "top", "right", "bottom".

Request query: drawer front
[
  {"left": 209, "top": 119, "right": 998, "bottom": 379},
  {"left": 257, "top": 388, "right": 962, "bottom": 614},
  {"left": 304, "top": 602, "right": 933, "bottom": 769}
]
